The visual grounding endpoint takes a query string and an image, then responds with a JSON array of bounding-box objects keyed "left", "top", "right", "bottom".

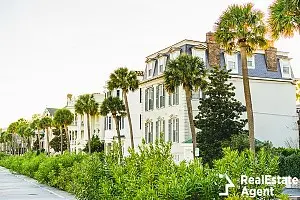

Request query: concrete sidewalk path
[{"left": 0, "top": 166, "right": 76, "bottom": 200}]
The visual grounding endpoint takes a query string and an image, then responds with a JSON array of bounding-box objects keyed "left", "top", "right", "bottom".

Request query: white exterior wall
[
  {"left": 139, "top": 75, "right": 298, "bottom": 162},
  {"left": 231, "top": 77, "right": 298, "bottom": 147}
]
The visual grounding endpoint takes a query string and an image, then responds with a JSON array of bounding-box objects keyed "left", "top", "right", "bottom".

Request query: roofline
[{"left": 146, "top": 39, "right": 204, "bottom": 59}]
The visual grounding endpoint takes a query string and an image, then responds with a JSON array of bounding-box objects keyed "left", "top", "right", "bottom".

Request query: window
[
  {"left": 145, "top": 87, "right": 154, "bottom": 111},
  {"left": 108, "top": 117, "right": 112, "bottom": 130},
  {"left": 116, "top": 90, "right": 120, "bottom": 98},
  {"left": 247, "top": 55, "right": 255, "bottom": 69},
  {"left": 105, "top": 116, "right": 112, "bottom": 130},
  {"left": 139, "top": 88, "right": 142, "bottom": 103},
  {"left": 106, "top": 91, "right": 112, "bottom": 98},
  {"left": 169, "top": 87, "right": 179, "bottom": 106},
  {"left": 192, "top": 89, "right": 202, "bottom": 100},
  {"left": 159, "top": 65, "right": 163, "bottom": 73},
  {"left": 147, "top": 61, "right": 154, "bottom": 77},
  {"left": 119, "top": 117, "right": 125, "bottom": 129},
  {"left": 168, "top": 118, "right": 179, "bottom": 143},
  {"left": 139, "top": 114, "right": 142, "bottom": 130},
  {"left": 225, "top": 54, "right": 238, "bottom": 73},
  {"left": 158, "top": 56, "right": 166, "bottom": 73},
  {"left": 192, "top": 48, "right": 205, "bottom": 63},
  {"left": 156, "top": 119, "right": 165, "bottom": 141},
  {"left": 81, "top": 130, "right": 84, "bottom": 139},
  {"left": 280, "top": 59, "right": 291, "bottom": 78},
  {"left": 75, "top": 130, "right": 77, "bottom": 140},
  {"left": 156, "top": 84, "right": 165, "bottom": 108},
  {"left": 170, "top": 50, "right": 180, "bottom": 60},
  {"left": 145, "top": 121, "right": 153, "bottom": 143}
]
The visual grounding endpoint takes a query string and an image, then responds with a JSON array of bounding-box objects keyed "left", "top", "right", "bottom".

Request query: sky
[{"left": 0, "top": 0, "right": 299, "bottom": 128}]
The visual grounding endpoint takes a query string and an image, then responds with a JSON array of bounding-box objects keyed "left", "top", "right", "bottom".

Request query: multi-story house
[
  {"left": 65, "top": 93, "right": 105, "bottom": 153},
  {"left": 139, "top": 32, "right": 298, "bottom": 162}
]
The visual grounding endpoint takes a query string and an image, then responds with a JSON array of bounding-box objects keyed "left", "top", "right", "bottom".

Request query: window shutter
[
  {"left": 104, "top": 117, "right": 107, "bottom": 130},
  {"left": 173, "top": 119, "right": 176, "bottom": 142},
  {"left": 145, "top": 89, "right": 148, "bottom": 111},
  {"left": 145, "top": 123, "right": 148, "bottom": 143},
  {"left": 150, "top": 122, "right": 153, "bottom": 143},
  {"left": 156, "top": 86, "right": 159, "bottom": 108},
  {"left": 156, "top": 121, "right": 159, "bottom": 140},
  {"left": 162, "top": 120, "right": 165, "bottom": 141},
  {"left": 151, "top": 87, "right": 154, "bottom": 110},
  {"left": 176, "top": 87, "right": 179, "bottom": 105},
  {"left": 176, "top": 118, "right": 179, "bottom": 143},
  {"left": 168, "top": 119, "right": 172, "bottom": 142},
  {"left": 169, "top": 93, "right": 172, "bottom": 106},
  {"left": 162, "top": 85, "right": 165, "bottom": 107}
]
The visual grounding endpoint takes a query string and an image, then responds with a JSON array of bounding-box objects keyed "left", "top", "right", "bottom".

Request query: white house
[
  {"left": 65, "top": 93, "right": 105, "bottom": 153},
  {"left": 138, "top": 32, "right": 298, "bottom": 162}
]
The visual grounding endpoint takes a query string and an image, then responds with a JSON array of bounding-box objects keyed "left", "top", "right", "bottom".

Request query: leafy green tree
[
  {"left": 164, "top": 54, "right": 206, "bottom": 159},
  {"left": 107, "top": 67, "right": 139, "bottom": 150},
  {"left": 49, "top": 128, "right": 68, "bottom": 153},
  {"left": 16, "top": 119, "right": 31, "bottom": 154},
  {"left": 268, "top": 0, "right": 300, "bottom": 39},
  {"left": 100, "top": 96, "right": 126, "bottom": 159},
  {"left": 195, "top": 66, "right": 247, "bottom": 164},
  {"left": 39, "top": 117, "right": 53, "bottom": 154},
  {"left": 53, "top": 108, "right": 74, "bottom": 154},
  {"left": 214, "top": 3, "right": 267, "bottom": 153},
  {"left": 83, "top": 135, "right": 104, "bottom": 153},
  {"left": 75, "top": 94, "right": 99, "bottom": 154}
]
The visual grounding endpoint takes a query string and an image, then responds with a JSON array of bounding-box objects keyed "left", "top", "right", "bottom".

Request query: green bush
[{"left": 0, "top": 142, "right": 289, "bottom": 199}]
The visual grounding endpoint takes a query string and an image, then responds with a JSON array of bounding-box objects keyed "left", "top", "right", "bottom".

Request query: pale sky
[{"left": 0, "top": 0, "right": 299, "bottom": 128}]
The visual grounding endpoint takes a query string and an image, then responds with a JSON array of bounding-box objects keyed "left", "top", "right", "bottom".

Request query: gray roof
[{"left": 46, "top": 108, "right": 58, "bottom": 116}]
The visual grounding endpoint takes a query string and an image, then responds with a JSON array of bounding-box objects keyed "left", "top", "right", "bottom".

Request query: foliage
[
  {"left": 214, "top": 3, "right": 267, "bottom": 54},
  {"left": 83, "top": 135, "right": 104, "bottom": 153},
  {"left": 0, "top": 142, "right": 288, "bottom": 199},
  {"left": 75, "top": 94, "right": 99, "bottom": 154},
  {"left": 278, "top": 149, "right": 300, "bottom": 178},
  {"left": 49, "top": 128, "right": 68, "bottom": 152},
  {"left": 268, "top": 0, "right": 300, "bottom": 39},
  {"left": 164, "top": 53, "right": 206, "bottom": 159},
  {"left": 195, "top": 66, "right": 247, "bottom": 164}
]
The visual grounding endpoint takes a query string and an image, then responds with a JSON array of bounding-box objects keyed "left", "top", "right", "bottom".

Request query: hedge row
[{"left": 0, "top": 142, "right": 288, "bottom": 200}]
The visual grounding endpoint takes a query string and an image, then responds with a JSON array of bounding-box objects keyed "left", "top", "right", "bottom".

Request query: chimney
[
  {"left": 206, "top": 32, "right": 220, "bottom": 67},
  {"left": 265, "top": 47, "right": 278, "bottom": 72}
]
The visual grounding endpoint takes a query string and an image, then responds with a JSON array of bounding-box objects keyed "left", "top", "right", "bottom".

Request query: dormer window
[
  {"left": 225, "top": 53, "right": 238, "bottom": 74},
  {"left": 280, "top": 59, "right": 291, "bottom": 78},
  {"left": 192, "top": 48, "right": 205, "bottom": 64},
  {"left": 146, "top": 61, "right": 154, "bottom": 78},
  {"left": 170, "top": 50, "right": 180, "bottom": 60},
  {"left": 247, "top": 55, "right": 255, "bottom": 69},
  {"left": 158, "top": 56, "right": 166, "bottom": 73}
]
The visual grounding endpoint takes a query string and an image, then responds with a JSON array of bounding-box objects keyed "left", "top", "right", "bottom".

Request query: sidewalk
[{"left": 0, "top": 167, "right": 76, "bottom": 200}]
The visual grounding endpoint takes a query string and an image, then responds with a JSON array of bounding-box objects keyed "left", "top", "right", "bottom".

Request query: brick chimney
[
  {"left": 206, "top": 32, "right": 220, "bottom": 67},
  {"left": 265, "top": 47, "right": 278, "bottom": 72}
]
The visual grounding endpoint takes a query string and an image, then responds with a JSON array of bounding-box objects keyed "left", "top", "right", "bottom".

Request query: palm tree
[
  {"left": 268, "top": 0, "right": 300, "bottom": 39},
  {"left": 30, "top": 118, "right": 41, "bottom": 151},
  {"left": 7, "top": 121, "right": 19, "bottom": 155},
  {"left": 75, "top": 94, "right": 99, "bottom": 154},
  {"left": 164, "top": 54, "right": 206, "bottom": 159},
  {"left": 53, "top": 108, "right": 74, "bottom": 154},
  {"left": 214, "top": 3, "right": 267, "bottom": 153},
  {"left": 107, "top": 67, "right": 139, "bottom": 150},
  {"left": 16, "top": 119, "right": 28, "bottom": 154},
  {"left": 39, "top": 116, "right": 53, "bottom": 154},
  {"left": 100, "top": 96, "right": 126, "bottom": 159}
]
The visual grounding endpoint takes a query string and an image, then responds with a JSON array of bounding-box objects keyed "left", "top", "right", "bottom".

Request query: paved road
[{"left": 0, "top": 167, "right": 76, "bottom": 200}]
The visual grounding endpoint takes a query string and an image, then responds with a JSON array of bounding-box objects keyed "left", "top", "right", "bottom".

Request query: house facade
[
  {"left": 138, "top": 32, "right": 298, "bottom": 161},
  {"left": 65, "top": 93, "right": 105, "bottom": 153}
]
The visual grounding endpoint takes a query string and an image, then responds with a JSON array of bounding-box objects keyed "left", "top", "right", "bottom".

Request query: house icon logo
[{"left": 219, "top": 174, "right": 235, "bottom": 196}]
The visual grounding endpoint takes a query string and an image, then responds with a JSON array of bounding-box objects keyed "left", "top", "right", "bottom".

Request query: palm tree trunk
[
  {"left": 184, "top": 87, "right": 196, "bottom": 159},
  {"left": 37, "top": 129, "right": 41, "bottom": 151},
  {"left": 60, "top": 127, "right": 63, "bottom": 155},
  {"left": 65, "top": 125, "right": 70, "bottom": 152},
  {"left": 113, "top": 116, "right": 123, "bottom": 159},
  {"left": 240, "top": 42, "right": 255, "bottom": 154},
  {"left": 27, "top": 137, "right": 31, "bottom": 151},
  {"left": 46, "top": 127, "right": 50, "bottom": 154},
  {"left": 87, "top": 114, "right": 91, "bottom": 154},
  {"left": 123, "top": 92, "right": 135, "bottom": 150}
]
